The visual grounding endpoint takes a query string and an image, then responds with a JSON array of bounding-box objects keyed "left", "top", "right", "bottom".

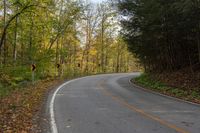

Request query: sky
[{"left": 90, "top": 0, "right": 105, "bottom": 3}]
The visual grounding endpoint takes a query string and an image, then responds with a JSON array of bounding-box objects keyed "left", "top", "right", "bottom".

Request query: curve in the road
[
  {"left": 98, "top": 80, "right": 188, "bottom": 133},
  {"left": 50, "top": 77, "right": 88, "bottom": 133},
  {"left": 49, "top": 73, "right": 200, "bottom": 133}
]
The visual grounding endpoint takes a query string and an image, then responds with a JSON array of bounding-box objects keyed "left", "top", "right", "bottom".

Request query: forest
[
  {"left": 117, "top": 0, "right": 200, "bottom": 101},
  {"left": 0, "top": 0, "right": 138, "bottom": 97},
  {"left": 118, "top": 0, "right": 200, "bottom": 73},
  {"left": 1, "top": 0, "right": 200, "bottom": 106},
  {"left": 1, "top": 0, "right": 200, "bottom": 132}
]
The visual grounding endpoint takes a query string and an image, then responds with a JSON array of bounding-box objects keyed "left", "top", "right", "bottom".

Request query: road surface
[{"left": 50, "top": 73, "right": 200, "bottom": 133}]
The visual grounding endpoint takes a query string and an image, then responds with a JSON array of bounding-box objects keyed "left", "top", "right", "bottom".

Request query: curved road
[{"left": 50, "top": 73, "right": 200, "bottom": 133}]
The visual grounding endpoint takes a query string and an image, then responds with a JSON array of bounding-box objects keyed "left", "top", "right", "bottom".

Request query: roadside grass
[
  {"left": 0, "top": 65, "right": 108, "bottom": 98},
  {"left": 0, "top": 64, "right": 57, "bottom": 98},
  {"left": 134, "top": 73, "right": 200, "bottom": 103}
]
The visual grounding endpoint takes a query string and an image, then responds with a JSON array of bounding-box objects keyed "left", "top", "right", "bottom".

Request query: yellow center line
[{"left": 97, "top": 80, "right": 189, "bottom": 133}]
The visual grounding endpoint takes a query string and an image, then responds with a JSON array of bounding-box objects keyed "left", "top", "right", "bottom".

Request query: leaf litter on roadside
[{"left": 0, "top": 79, "right": 62, "bottom": 133}]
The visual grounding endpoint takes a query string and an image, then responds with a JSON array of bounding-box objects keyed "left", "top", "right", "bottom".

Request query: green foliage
[
  {"left": 135, "top": 73, "right": 200, "bottom": 100},
  {"left": 0, "top": 0, "right": 138, "bottom": 98},
  {"left": 118, "top": 0, "right": 200, "bottom": 72},
  {"left": 135, "top": 74, "right": 166, "bottom": 90}
]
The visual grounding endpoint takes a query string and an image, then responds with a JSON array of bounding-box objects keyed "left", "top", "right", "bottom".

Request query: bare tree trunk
[
  {"left": 29, "top": 16, "right": 34, "bottom": 61},
  {"left": 126, "top": 55, "right": 130, "bottom": 72},
  {"left": 55, "top": 39, "right": 59, "bottom": 77},
  {"left": 73, "top": 43, "right": 77, "bottom": 77},
  {"left": 85, "top": 19, "right": 89, "bottom": 75},
  {"left": 13, "top": 6, "right": 19, "bottom": 64},
  {"left": 189, "top": 53, "right": 194, "bottom": 76},
  {"left": 197, "top": 32, "right": 200, "bottom": 63},
  {"left": 2, "top": 0, "right": 7, "bottom": 65},
  {"left": 105, "top": 51, "right": 108, "bottom": 73},
  {"left": 60, "top": 36, "right": 64, "bottom": 77},
  {"left": 116, "top": 43, "right": 120, "bottom": 73},
  {"left": 20, "top": 20, "right": 24, "bottom": 64},
  {"left": 101, "top": 16, "right": 105, "bottom": 72}
]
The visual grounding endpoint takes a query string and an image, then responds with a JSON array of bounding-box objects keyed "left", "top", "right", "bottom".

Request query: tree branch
[{"left": 0, "top": 4, "right": 37, "bottom": 50}]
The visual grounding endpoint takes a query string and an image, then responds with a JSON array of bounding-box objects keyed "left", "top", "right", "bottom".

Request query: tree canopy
[
  {"left": 0, "top": 0, "right": 138, "bottom": 88},
  {"left": 117, "top": 0, "right": 200, "bottom": 73}
]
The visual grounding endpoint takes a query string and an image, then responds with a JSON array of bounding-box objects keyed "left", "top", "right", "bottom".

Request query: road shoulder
[{"left": 130, "top": 75, "right": 200, "bottom": 106}]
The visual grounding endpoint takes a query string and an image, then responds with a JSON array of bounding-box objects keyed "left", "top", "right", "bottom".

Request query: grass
[
  {"left": 0, "top": 65, "right": 109, "bottom": 98},
  {"left": 0, "top": 64, "right": 58, "bottom": 98},
  {"left": 134, "top": 73, "right": 200, "bottom": 103}
]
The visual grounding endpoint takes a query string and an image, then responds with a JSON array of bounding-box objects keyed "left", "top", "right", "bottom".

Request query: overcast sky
[{"left": 90, "top": 0, "right": 105, "bottom": 3}]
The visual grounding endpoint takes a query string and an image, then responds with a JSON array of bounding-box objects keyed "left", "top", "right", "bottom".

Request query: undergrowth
[{"left": 134, "top": 73, "right": 200, "bottom": 103}]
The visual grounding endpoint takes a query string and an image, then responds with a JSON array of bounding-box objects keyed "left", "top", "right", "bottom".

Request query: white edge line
[
  {"left": 50, "top": 78, "right": 83, "bottom": 133},
  {"left": 49, "top": 73, "right": 138, "bottom": 133},
  {"left": 49, "top": 74, "right": 115, "bottom": 133},
  {"left": 128, "top": 78, "right": 200, "bottom": 107}
]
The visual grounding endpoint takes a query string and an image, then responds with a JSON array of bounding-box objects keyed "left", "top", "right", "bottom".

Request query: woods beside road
[
  {"left": 0, "top": 0, "right": 138, "bottom": 132},
  {"left": 118, "top": 0, "right": 200, "bottom": 101},
  {"left": 1, "top": 0, "right": 200, "bottom": 132},
  {"left": 0, "top": 0, "right": 138, "bottom": 98}
]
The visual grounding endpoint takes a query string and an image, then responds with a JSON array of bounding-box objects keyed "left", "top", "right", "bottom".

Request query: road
[{"left": 50, "top": 73, "right": 200, "bottom": 133}]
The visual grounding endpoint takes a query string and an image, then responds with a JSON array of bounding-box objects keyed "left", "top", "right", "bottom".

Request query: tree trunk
[
  {"left": 116, "top": 43, "right": 120, "bottom": 73},
  {"left": 73, "top": 43, "right": 77, "bottom": 77},
  {"left": 55, "top": 39, "right": 59, "bottom": 77},
  {"left": 101, "top": 15, "right": 105, "bottom": 72},
  {"left": 29, "top": 16, "right": 34, "bottom": 61},
  {"left": 197, "top": 31, "right": 200, "bottom": 63},
  {"left": 13, "top": 6, "right": 19, "bottom": 64},
  {"left": 2, "top": 0, "right": 7, "bottom": 65}
]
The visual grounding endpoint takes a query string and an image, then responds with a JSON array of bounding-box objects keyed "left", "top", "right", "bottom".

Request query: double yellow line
[{"left": 97, "top": 80, "right": 189, "bottom": 133}]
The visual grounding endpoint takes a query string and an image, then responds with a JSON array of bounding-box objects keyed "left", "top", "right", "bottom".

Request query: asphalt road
[{"left": 50, "top": 73, "right": 200, "bottom": 133}]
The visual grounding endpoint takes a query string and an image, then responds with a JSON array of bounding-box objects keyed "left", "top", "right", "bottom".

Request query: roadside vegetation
[
  {"left": 117, "top": 0, "right": 200, "bottom": 102},
  {"left": 0, "top": 0, "right": 139, "bottom": 132},
  {"left": 0, "top": 0, "right": 138, "bottom": 98},
  {"left": 134, "top": 73, "right": 200, "bottom": 104},
  {"left": 0, "top": 79, "right": 62, "bottom": 132}
]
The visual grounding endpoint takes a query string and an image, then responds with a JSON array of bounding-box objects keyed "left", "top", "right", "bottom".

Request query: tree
[
  {"left": 117, "top": 0, "right": 200, "bottom": 73},
  {"left": 0, "top": 0, "right": 137, "bottom": 84}
]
